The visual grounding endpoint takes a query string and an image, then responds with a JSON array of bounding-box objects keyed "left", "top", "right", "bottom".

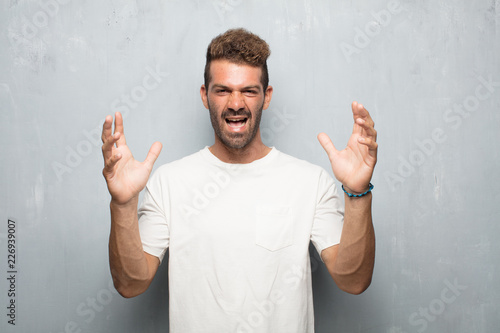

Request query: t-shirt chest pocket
[{"left": 255, "top": 205, "right": 293, "bottom": 251}]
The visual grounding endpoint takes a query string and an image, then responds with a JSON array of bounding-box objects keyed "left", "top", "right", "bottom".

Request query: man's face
[{"left": 201, "top": 60, "right": 272, "bottom": 150}]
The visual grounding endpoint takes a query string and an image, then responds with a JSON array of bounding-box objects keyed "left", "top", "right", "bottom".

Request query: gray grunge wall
[{"left": 1, "top": 0, "right": 499, "bottom": 332}]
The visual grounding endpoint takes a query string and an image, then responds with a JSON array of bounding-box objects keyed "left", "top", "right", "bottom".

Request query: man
[{"left": 102, "top": 28, "right": 377, "bottom": 332}]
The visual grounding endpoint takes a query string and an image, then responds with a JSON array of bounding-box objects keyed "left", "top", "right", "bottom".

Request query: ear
[
  {"left": 263, "top": 85, "right": 273, "bottom": 110},
  {"left": 200, "top": 84, "right": 209, "bottom": 109}
]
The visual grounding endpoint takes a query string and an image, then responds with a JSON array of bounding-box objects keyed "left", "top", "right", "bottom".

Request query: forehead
[{"left": 208, "top": 60, "right": 263, "bottom": 89}]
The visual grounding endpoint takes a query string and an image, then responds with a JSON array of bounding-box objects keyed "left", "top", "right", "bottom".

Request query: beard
[{"left": 208, "top": 100, "right": 264, "bottom": 149}]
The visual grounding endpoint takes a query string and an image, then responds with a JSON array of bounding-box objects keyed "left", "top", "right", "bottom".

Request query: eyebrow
[{"left": 211, "top": 84, "right": 262, "bottom": 91}]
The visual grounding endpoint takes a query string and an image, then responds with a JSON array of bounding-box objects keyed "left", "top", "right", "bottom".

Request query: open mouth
[{"left": 225, "top": 117, "right": 248, "bottom": 129}]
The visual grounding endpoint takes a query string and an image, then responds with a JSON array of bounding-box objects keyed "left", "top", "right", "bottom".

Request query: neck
[{"left": 209, "top": 136, "right": 271, "bottom": 164}]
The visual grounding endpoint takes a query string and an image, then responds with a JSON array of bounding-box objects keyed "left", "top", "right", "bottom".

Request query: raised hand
[
  {"left": 317, "top": 101, "right": 378, "bottom": 194},
  {"left": 101, "top": 112, "right": 162, "bottom": 205}
]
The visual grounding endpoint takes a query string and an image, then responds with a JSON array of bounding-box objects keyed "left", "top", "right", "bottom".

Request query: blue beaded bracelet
[{"left": 342, "top": 183, "right": 374, "bottom": 197}]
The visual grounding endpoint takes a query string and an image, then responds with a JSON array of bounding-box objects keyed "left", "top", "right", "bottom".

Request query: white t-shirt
[{"left": 138, "top": 147, "right": 344, "bottom": 333}]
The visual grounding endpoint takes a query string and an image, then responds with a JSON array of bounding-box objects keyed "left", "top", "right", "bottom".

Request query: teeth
[{"left": 226, "top": 118, "right": 246, "bottom": 128}]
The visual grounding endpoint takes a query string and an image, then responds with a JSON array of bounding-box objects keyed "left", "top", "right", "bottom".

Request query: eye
[
  {"left": 244, "top": 90, "right": 258, "bottom": 96},
  {"left": 215, "top": 89, "right": 229, "bottom": 95}
]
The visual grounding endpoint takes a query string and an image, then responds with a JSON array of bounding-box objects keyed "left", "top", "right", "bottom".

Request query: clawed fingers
[
  {"left": 352, "top": 101, "right": 370, "bottom": 119},
  {"left": 113, "top": 112, "right": 127, "bottom": 146},
  {"left": 357, "top": 135, "right": 378, "bottom": 152},
  {"left": 101, "top": 131, "right": 121, "bottom": 159},
  {"left": 101, "top": 114, "right": 125, "bottom": 169},
  {"left": 352, "top": 101, "right": 377, "bottom": 142},
  {"left": 355, "top": 118, "right": 377, "bottom": 140},
  {"left": 101, "top": 115, "right": 113, "bottom": 144},
  {"left": 101, "top": 112, "right": 127, "bottom": 146},
  {"left": 103, "top": 151, "right": 123, "bottom": 175}
]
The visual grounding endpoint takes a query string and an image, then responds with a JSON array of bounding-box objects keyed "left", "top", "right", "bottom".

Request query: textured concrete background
[{"left": 1, "top": 0, "right": 499, "bottom": 332}]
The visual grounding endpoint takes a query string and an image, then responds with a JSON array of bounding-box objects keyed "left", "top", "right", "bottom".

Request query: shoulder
[
  {"left": 149, "top": 148, "right": 205, "bottom": 180},
  {"left": 272, "top": 149, "right": 336, "bottom": 190},
  {"left": 274, "top": 149, "right": 329, "bottom": 175},
  {"left": 279, "top": 149, "right": 342, "bottom": 194}
]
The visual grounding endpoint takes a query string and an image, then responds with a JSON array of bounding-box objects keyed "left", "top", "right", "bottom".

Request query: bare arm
[
  {"left": 102, "top": 112, "right": 162, "bottom": 298},
  {"left": 321, "top": 193, "right": 375, "bottom": 294},
  {"left": 108, "top": 199, "right": 160, "bottom": 298},
  {"left": 318, "top": 101, "right": 377, "bottom": 294}
]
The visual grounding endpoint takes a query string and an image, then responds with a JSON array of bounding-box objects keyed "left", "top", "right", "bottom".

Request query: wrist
[
  {"left": 109, "top": 197, "right": 139, "bottom": 228},
  {"left": 110, "top": 196, "right": 139, "bottom": 210},
  {"left": 342, "top": 183, "right": 374, "bottom": 198}
]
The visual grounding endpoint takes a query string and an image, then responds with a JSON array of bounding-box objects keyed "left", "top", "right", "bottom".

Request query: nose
[{"left": 227, "top": 91, "right": 245, "bottom": 112}]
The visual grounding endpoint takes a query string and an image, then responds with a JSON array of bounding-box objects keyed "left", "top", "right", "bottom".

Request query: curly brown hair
[{"left": 204, "top": 28, "right": 271, "bottom": 91}]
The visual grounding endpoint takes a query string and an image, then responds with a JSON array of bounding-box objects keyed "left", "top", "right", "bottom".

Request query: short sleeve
[
  {"left": 138, "top": 170, "right": 170, "bottom": 263},
  {"left": 310, "top": 169, "right": 344, "bottom": 257}
]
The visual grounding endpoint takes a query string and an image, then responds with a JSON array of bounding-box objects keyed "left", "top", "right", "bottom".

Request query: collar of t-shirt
[{"left": 200, "top": 146, "right": 279, "bottom": 171}]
